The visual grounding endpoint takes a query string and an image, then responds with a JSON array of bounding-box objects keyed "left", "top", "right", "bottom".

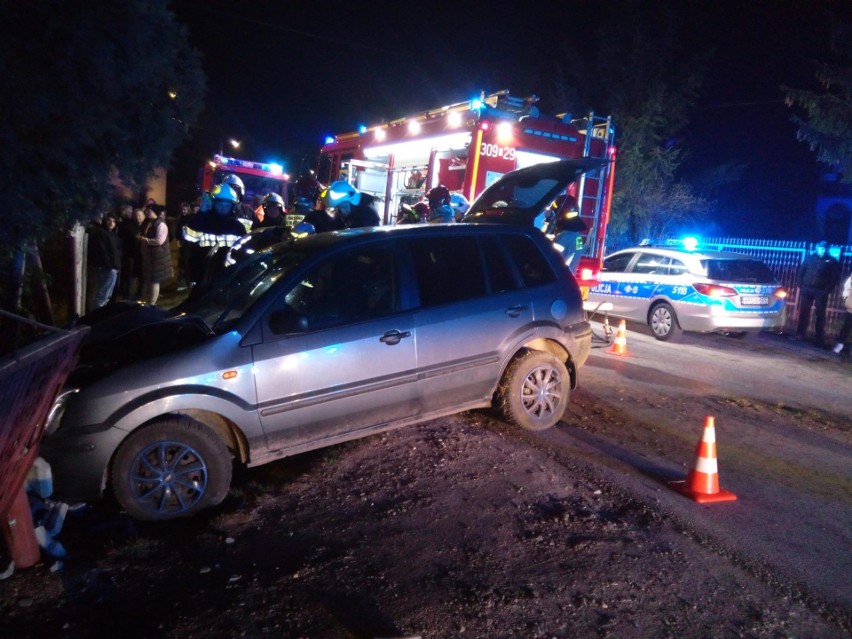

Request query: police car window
[
  {"left": 632, "top": 254, "right": 670, "bottom": 275},
  {"left": 669, "top": 259, "right": 688, "bottom": 275},
  {"left": 602, "top": 252, "right": 634, "bottom": 272},
  {"left": 705, "top": 259, "right": 776, "bottom": 283},
  {"left": 408, "top": 236, "right": 487, "bottom": 307},
  {"left": 500, "top": 235, "right": 556, "bottom": 288}
]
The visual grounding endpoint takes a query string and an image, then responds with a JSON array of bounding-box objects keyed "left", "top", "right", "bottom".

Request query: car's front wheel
[
  {"left": 649, "top": 302, "right": 682, "bottom": 341},
  {"left": 498, "top": 349, "right": 570, "bottom": 431},
  {"left": 111, "top": 418, "right": 232, "bottom": 521}
]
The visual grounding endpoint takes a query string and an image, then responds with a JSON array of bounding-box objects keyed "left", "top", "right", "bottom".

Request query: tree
[
  {"left": 784, "top": 19, "right": 852, "bottom": 182},
  {"left": 0, "top": 1, "right": 205, "bottom": 251},
  {"left": 550, "top": 1, "right": 710, "bottom": 247}
]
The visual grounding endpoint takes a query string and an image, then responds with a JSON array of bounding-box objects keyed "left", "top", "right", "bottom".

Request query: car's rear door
[
  {"left": 406, "top": 233, "right": 534, "bottom": 413},
  {"left": 251, "top": 242, "right": 419, "bottom": 450}
]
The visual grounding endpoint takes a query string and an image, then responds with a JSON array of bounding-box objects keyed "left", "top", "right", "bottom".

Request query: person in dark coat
[
  {"left": 795, "top": 240, "right": 841, "bottom": 347},
  {"left": 139, "top": 204, "right": 174, "bottom": 305},
  {"left": 87, "top": 213, "right": 122, "bottom": 311}
]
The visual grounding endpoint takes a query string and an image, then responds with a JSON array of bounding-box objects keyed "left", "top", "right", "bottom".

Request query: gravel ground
[{"left": 1, "top": 394, "right": 848, "bottom": 638}]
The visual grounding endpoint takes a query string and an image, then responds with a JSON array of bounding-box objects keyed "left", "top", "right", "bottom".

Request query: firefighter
[
  {"left": 252, "top": 193, "right": 285, "bottom": 230},
  {"left": 221, "top": 174, "right": 254, "bottom": 226},
  {"left": 301, "top": 196, "right": 345, "bottom": 233},
  {"left": 320, "top": 181, "right": 380, "bottom": 228},
  {"left": 295, "top": 171, "right": 323, "bottom": 208},
  {"left": 550, "top": 202, "right": 587, "bottom": 273},
  {"left": 397, "top": 200, "right": 429, "bottom": 224},
  {"left": 426, "top": 185, "right": 455, "bottom": 223},
  {"left": 182, "top": 183, "right": 247, "bottom": 294}
]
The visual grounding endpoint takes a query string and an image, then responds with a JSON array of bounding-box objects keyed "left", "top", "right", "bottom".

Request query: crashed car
[{"left": 40, "top": 163, "right": 592, "bottom": 521}]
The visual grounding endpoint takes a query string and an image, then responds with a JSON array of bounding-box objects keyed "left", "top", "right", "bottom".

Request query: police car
[{"left": 586, "top": 240, "right": 787, "bottom": 340}]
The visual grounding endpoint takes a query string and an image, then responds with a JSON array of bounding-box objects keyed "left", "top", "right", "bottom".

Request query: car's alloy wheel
[
  {"left": 111, "top": 419, "right": 232, "bottom": 521},
  {"left": 650, "top": 303, "right": 682, "bottom": 341},
  {"left": 498, "top": 349, "right": 569, "bottom": 431}
]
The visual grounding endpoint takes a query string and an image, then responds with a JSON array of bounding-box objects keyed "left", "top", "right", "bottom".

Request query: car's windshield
[
  {"left": 179, "top": 245, "right": 312, "bottom": 331},
  {"left": 703, "top": 258, "right": 777, "bottom": 283}
]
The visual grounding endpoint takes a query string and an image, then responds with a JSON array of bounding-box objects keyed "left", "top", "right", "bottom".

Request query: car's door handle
[
  {"left": 380, "top": 329, "right": 412, "bottom": 345},
  {"left": 505, "top": 304, "right": 528, "bottom": 318}
]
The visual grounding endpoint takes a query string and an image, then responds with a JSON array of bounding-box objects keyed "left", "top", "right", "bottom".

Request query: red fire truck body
[
  {"left": 201, "top": 154, "right": 290, "bottom": 207},
  {"left": 319, "top": 90, "right": 616, "bottom": 284}
]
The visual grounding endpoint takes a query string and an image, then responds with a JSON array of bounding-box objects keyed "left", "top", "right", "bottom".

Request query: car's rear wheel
[
  {"left": 498, "top": 350, "right": 569, "bottom": 431},
  {"left": 111, "top": 418, "right": 232, "bottom": 521},
  {"left": 649, "top": 302, "right": 682, "bottom": 341}
]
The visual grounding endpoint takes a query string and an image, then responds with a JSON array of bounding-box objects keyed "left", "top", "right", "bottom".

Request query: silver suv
[
  {"left": 586, "top": 242, "right": 786, "bottom": 340},
  {"left": 41, "top": 220, "right": 591, "bottom": 520}
]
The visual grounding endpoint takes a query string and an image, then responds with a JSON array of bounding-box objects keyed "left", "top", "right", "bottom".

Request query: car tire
[
  {"left": 111, "top": 418, "right": 232, "bottom": 521},
  {"left": 649, "top": 302, "right": 682, "bottom": 341},
  {"left": 498, "top": 349, "right": 570, "bottom": 431}
]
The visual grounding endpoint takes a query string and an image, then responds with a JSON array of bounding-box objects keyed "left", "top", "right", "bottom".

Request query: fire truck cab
[
  {"left": 318, "top": 90, "right": 616, "bottom": 285},
  {"left": 201, "top": 154, "right": 291, "bottom": 214}
]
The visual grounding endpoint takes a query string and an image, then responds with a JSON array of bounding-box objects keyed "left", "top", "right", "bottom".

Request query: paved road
[{"left": 540, "top": 324, "right": 851, "bottom": 618}]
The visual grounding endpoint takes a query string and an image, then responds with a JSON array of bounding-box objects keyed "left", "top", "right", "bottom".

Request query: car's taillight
[
  {"left": 774, "top": 288, "right": 787, "bottom": 299},
  {"left": 578, "top": 267, "right": 598, "bottom": 283},
  {"left": 692, "top": 282, "right": 737, "bottom": 297}
]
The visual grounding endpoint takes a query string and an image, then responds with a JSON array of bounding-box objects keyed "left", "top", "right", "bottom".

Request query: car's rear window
[{"left": 703, "top": 258, "right": 776, "bottom": 283}]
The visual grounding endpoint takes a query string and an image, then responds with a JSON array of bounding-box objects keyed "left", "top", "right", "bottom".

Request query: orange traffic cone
[
  {"left": 607, "top": 319, "right": 630, "bottom": 356},
  {"left": 669, "top": 416, "right": 737, "bottom": 503}
]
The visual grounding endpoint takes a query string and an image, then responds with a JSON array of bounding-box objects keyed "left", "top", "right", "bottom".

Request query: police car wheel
[{"left": 649, "top": 302, "right": 682, "bottom": 341}]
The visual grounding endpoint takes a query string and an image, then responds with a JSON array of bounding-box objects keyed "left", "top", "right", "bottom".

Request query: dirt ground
[{"left": 1, "top": 373, "right": 849, "bottom": 639}]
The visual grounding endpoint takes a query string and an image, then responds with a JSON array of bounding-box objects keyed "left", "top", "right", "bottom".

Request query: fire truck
[
  {"left": 318, "top": 90, "right": 616, "bottom": 284},
  {"left": 200, "top": 154, "right": 293, "bottom": 220}
]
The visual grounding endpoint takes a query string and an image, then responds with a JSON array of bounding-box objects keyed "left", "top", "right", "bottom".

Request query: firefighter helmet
[
  {"left": 211, "top": 183, "right": 238, "bottom": 216},
  {"left": 552, "top": 207, "right": 587, "bottom": 234},
  {"left": 221, "top": 174, "right": 245, "bottom": 201},
  {"left": 427, "top": 185, "right": 451, "bottom": 209},
  {"left": 294, "top": 196, "right": 314, "bottom": 211},
  {"left": 321, "top": 181, "right": 359, "bottom": 208},
  {"left": 295, "top": 171, "right": 322, "bottom": 202},
  {"left": 262, "top": 192, "right": 284, "bottom": 208}
]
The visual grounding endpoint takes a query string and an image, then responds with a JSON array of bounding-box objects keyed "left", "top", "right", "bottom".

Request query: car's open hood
[{"left": 460, "top": 157, "right": 609, "bottom": 225}]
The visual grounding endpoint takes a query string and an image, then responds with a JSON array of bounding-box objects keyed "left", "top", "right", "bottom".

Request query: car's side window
[
  {"left": 668, "top": 258, "right": 688, "bottom": 276},
  {"left": 480, "top": 235, "right": 521, "bottom": 293},
  {"left": 602, "top": 252, "right": 635, "bottom": 272},
  {"left": 500, "top": 235, "right": 556, "bottom": 288},
  {"left": 269, "top": 246, "right": 396, "bottom": 334},
  {"left": 632, "top": 253, "right": 669, "bottom": 275},
  {"left": 408, "top": 236, "right": 486, "bottom": 307}
]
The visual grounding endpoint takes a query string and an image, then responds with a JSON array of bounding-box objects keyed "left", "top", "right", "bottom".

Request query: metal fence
[{"left": 683, "top": 237, "right": 852, "bottom": 337}]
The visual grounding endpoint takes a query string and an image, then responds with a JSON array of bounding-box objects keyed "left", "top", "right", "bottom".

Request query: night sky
[{"left": 168, "top": 0, "right": 851, "bottom": 240}]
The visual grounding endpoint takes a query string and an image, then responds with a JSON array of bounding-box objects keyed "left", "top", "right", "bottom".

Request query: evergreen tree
[
  {"left": 784, "top": 19, "right": 852, "bottom": 182},
  {"left": 0, "top": 1, "right": 206, "bottom": 250}
]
